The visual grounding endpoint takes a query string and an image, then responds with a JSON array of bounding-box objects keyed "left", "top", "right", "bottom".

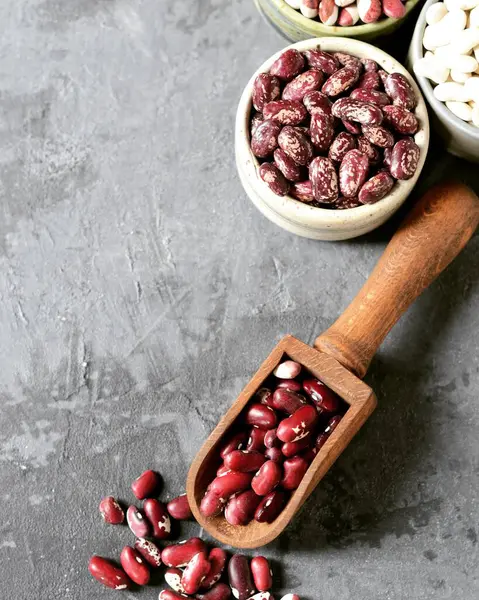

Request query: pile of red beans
[
  {"left": 88, "top": 470, "right": 300, "bottom": 600},
  {"left": 249, "top": 47, "right": 421, "bottom": 209},
  {"left": 200, "top": 359, "right": 347, "bottom": 525}
]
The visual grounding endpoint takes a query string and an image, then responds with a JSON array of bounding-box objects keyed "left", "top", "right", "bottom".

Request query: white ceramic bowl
[
  {"left": 408, "top": 0, "right": 479, "bottom": 164},
  {"left": 235, "top": 38, "right": 430, "bottom": 241}
]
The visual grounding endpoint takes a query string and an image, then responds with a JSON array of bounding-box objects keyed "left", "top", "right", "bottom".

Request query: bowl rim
[
  {"left": 267, "top": 0, "right": 422, "bottom": 36},
  {"left": 411, "top": 0, "right": 479, "bottom": 141},
  {"left": 235, "top": 37, "right": 430, "bottom": 226}
]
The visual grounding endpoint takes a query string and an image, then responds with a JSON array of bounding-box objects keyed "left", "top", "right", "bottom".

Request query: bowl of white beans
[{"left": 408, "top": 0, "right": 479, "bottom": 163}]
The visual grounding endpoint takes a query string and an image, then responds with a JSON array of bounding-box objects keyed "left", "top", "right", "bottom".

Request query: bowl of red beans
[{"left": 235, "top": 38, "right": 429, "bottom": 240}]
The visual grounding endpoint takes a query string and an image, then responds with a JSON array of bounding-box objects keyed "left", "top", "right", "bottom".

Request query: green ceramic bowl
[{"left": 254, "top": 0, "right": 423, "bottom": 42}]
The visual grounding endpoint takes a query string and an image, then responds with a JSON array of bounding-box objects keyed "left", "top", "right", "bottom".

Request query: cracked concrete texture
[{"left": 0, "top": 1, "right": 478, "bottom": 598}]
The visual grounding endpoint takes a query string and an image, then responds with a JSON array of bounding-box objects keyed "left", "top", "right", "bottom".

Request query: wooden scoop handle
[{"left": 314, "top": 181, "right": 479, "bottom": 379}]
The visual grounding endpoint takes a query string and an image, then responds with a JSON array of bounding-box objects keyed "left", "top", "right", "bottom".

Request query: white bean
[
  {"left": 426, "top": 2, "right": 448, "bottom": 25},
  {"left": 445, "top": 0, "right": 479, "bottom": 10},
  {"left": 446, "top": 100, "right": 473, "bottom": 121},
  {"left": 434, "top": 82, "right": 469, "bottom": 102},
  {"left": 413, "top": 57, "right": 450, "bottom": 84},
  {"left": 435, "top": 54, "right": 478, "bottom": 73},
  {"left": 464, "top": 76, "right": 479, "bottom": 101},
  {"left": 451, "top": 69, "right": 471, "bottom": 83},
  {"left": 449, "top": 28, "right": 479, "bottom": 55},
  {"left": 470, "top": 6, "right": 479, "bottom": 27}
]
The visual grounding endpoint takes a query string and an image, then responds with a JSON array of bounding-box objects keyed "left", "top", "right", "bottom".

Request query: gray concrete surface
[{"left": 0, "top": 1, "right": 478, "bottom": 599}]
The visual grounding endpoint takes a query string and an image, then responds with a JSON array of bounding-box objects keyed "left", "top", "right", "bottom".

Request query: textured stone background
[{"left": 0, "top": 1, "right": 478, "bottom": 599}]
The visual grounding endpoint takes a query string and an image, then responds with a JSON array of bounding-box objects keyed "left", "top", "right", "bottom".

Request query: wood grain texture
[
  {"left": 187, "top": 335, "right": 376, "bottom": 549},
  {"left": 315, "top": 182, "right": 479, "bottom": 378},
  {"left": 187, "top": 181, "right": 479, "bottom": 549}
]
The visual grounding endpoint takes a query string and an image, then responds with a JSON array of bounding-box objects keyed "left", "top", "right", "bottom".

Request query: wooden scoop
[{"left": 187, "top": 181, "right": 479, "bottom": 549}]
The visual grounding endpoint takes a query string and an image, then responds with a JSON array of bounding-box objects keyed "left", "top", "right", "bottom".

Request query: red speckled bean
[
  {"left": 303, "top": 378, "right": 340, "bottom": 413},
  {"left": 88, "top": 556, "right": 131, "bottom": 591},
  {"left": 339, "top": 149, "right": 369, "bottom": 198},
  {"left": 328, "top": 132, "right": 356, "bottom": 163},
  {"left": 252, "top": 74, "right": 281, "bottom": 112},
  {"left": 263, "top": 100, "right": 308, "bottom": 126},
  {"left": 265, "top": 447, "right": 284, "bottom": 464},
  {"left": 281, "top": 456, "right": 309, "bottom": 490},
  {"left": 270, "top": 49, "right": 305, "bottom": 81},
  {"left": 245, "top": 404, "right": 278, "bottom": 430},
  {"left": 283, "top": 69, "right": 323, "bottom": 102},
  {"left": 322, "top": 66, "right": 360, "bottom": 97},
  {"left": 201, "top": 548, "right": 228, "bottom": 590},
  {"left": 99, "top": 496, "right": 124, "bottom": 525},
  {"left": 282, "top": 434, "right": 313, "bottom": 458},
  {"left": 228, "top": 555, "right": 256, "bottom": 600},
  {"left": 362, "top": 58, "right": 379, "bottom": 72},
  {"left": 389, "top": 138, "right": 420, "bottom": 180},
  {"left": 259, "top": 163, "right": 290, "bottom": 197},
  {"left": 197, "top": 583, "right": 232, "bottom": 600},
  {"left": 225, "top": 490, "right": 262, "bottom": 526},
  {"left": 278, "top": 126, "right": 314, "bottom": 167},
  {"left": 277, "top": 405, "right": 318, "bottom": 443},
  {"left": 357, "top": 135, "right": 381, "bottom": 165},
  {"left": 383, "top": 105, "right": 418, "bottom": 135},
  {"left": 251, "top": 460, "right": 283, "bottom": 496},
  {"left": 362, "top": 125, "right": 395, "bottom": 148},
  {"left": 290, "top": 180, "right": 314, "bottom": 203},
  {"left": 224, "top": 450, "right": 266, "bottom": 473},
  {"left": 251, "top": 120, "right": 282, "bottom": 159},
  {"left": 220, "top": 431, "right": 247, "bottom": 459},
  {"left": 274, "top": 148, "right": 304, "bottom": 183},
  {"left": 384, "top": 73, "right": 417, "bottom": 111},
  {"left": 350, "top": 88, "right": 390, "bottom": 107},
  {"left": 143, "top": 498, "right": 171, "bottom": 539},
  {"left": 127, "top": 505, "right": 150, "bottom": 538},
  {"left": 162, "top": 538, "right": 207, "bottom": 568},
  {"left": 309, "top": 156, "right": 339, "bottom": 203},
  {"left": 342, "top": 119, "right": 361, "bottom": 135},
  {"left": 181, "top": 551, "right": 211, "bottom": 595},
  {"left": 272, "top": 388, "right": 306, "bottom": 414},
  {"left": 255, "top": 490, "right": 287, "bottom": 523},
  {"left": 246, "top": 428, "right": 267, "bottom": 452},
  {"left": 359, "top": 171, "right": 394, "bottom": 204},
  {"left": 165, "top": 567, "right": 186, "bottom": 593},
  {"left": 332, "top": 98, "right": 383, "bottom": 126},
  {"left": 167, "top": 494, "right": 192, "bottom": 521},
  {"left": 120, "top": 546, "right": 150, "bottom": 586},
  {"left": 356, "top": 71, "right": 381, "bottom": 90},
  {"left": 251, "top": 557, "right": 273, "bottom": 592},
  {"left": 303, "top": 90, "right": 332, "bottom": 117},
  {"left": 310, "top": 112, "right": 335, "bottom": 152},
  {"left": 131, "top": 470, "right": 161, "bottom": 500},
  {"left": 304, "top": 49, "right": 339, "bottom": 75},
  {"left": 134, "top": 538, "right": 162, "bottom": 568}
]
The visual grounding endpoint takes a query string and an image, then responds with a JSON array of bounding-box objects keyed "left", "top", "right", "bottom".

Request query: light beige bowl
[{"left": 235, "top": 38, "right": 430, "bottom": 241}]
